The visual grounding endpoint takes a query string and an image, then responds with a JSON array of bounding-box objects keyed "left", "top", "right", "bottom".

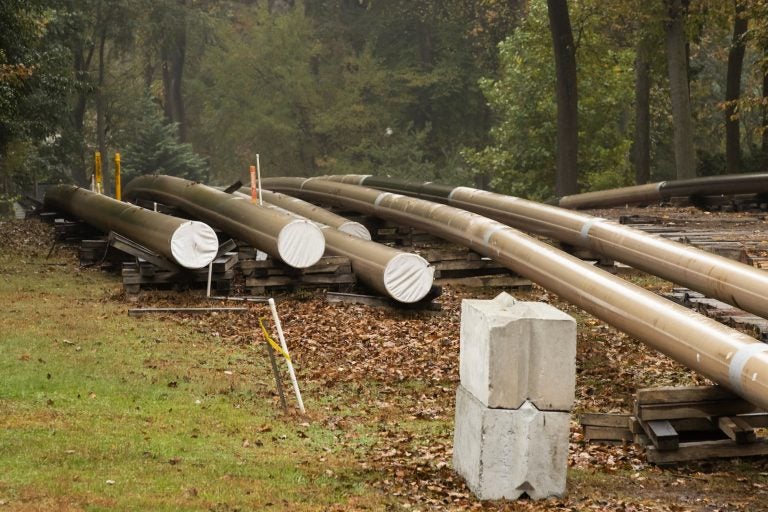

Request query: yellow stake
[{"left": 114, "top": 153, "right": 122, "bottom": 201}]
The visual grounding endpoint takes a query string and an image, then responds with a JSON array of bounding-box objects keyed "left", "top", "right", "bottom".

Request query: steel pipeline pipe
[
  {"left": 661, "top": 173, "right": 768, "bottom": 198},
  {"left": 558, "top": 182, "right": 665, "bottom": 209},
  {"left": 321, "top": 175, "right": 768, "bottom": 322},
  {"left": 262, "top": 176, "right": 768, "bottom": 410},
  {"left": 44, "top": 184, "right": 218, "bottom": 269},
  {"left": 230, "top": 191, "right": 434, "bottom": 303},
  {"left": 238, "top": 188, "right": 371, "bottom": 240},
  {"left": 558, "top": 172, "right": 768, "bottom": 209},
  {"left": 123, "top": 175, "right": 325, "bottom": 268}
]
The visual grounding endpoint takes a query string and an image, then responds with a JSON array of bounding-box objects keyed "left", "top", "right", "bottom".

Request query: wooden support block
[
  {"left": 628, "top": 416, "right": 643, "bottom": 434},
  {"left": 636, "top": 385, "right": 737, "bottom": 405},
  {"left": 434, "top": 275, "right": 532, "bottom": 288},
  {"left": 646, "top": 439, "right": 768, "bottom": 464},
  {"left": 636, "top": 400, "right": 759, "bottom": 421},
  {"left": 431, "top": 259, "right": 505, "bottom": 271},
  {"left": 740, "top": 413, "right": 768, "bottom": 428},
  {"left": 634, "top": 433, "right": 650, "bottom": 446},
  {"left": 583, "top": 425, "right": 633, "bottom": 442},
  {"left": 579, "top": 413, "right": 631, "bottom": 429},
  {"left": 717, "top": 416, "right": 757, "bottom": 444},
  {"left": 641, "top": 420, "right": 679, "bottom": 451}
]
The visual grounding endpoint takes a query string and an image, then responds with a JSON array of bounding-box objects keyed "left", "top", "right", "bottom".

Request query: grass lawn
[{"left": 0, "top": 237, "right": 380, "bottom": 511}]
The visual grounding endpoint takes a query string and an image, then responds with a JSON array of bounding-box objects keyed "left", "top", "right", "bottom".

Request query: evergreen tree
[{"left": 122, "top": 96, "right": 207, "bottom": 183}]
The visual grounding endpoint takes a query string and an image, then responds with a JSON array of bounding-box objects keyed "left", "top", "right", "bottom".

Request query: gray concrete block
[
  {"left": 452, "top": 385, "right": 570, "bottom": 500},
  {"left": 460, "top": 292, "right": 576, "bottom": 411}
]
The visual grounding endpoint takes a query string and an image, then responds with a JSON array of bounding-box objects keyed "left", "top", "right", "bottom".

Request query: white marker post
[
  {"left": 256, "top": 153, "right": 263, "bottom": 206},
  {"left": 268, "top": 297, "right": 305, "bottom": 413},
  {"left": 206, "top": 261, "right": 213, "bottom": 297}
]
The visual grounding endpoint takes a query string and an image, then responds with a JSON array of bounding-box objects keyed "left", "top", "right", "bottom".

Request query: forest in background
[{"left": 3, "top": 0, "right": 768, "bottom": 208}]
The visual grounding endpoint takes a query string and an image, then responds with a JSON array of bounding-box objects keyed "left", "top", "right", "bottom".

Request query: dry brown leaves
[{"left": 0, "top": 219, "right": 54, "bottom": 256}]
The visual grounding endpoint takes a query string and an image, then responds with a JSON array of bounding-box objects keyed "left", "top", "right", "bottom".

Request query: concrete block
[
  {"left": 460, "top": 292, "right": 576, "bottom": 411},
  {"left": 453, "top": 385, "right": 570, "bottom": 500}
]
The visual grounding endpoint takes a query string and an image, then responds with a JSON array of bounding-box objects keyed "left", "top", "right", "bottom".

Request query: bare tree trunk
[
  {"left": 161, "top": 0, "right": 188, "bottom": 141},
  {"left": 762, "top": 53, "right": 768, "bottom": 166},
  {"left": 634, "top": 38, "right": 652, "bottom": 185},
  {"left": 725, "top": 0, "right": 748, "bottom": 175},
  {"left": 96, "top": 29, "right": 109, "bottom": 193},
  {"left": 70, "top": 45, "right": 93, "bottom": 186},
  {"left": 170, "top": 25, "right": 186, "bottom": 142},
  {"left": 547, "top": 0, "right": 578, "bottom": 196},
  {"left": 664, "top": 0, "right": 697, "bottom": 180}
]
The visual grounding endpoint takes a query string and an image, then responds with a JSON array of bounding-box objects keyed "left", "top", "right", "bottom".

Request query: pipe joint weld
[
  {"left": 580, "top": 218, "right": 606, "bottom": 241},
  {"left": 728, "top": 343, "right": 768, "bottom": 393}
]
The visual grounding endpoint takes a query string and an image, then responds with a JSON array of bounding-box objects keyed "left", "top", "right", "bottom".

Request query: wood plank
[
  {"left": 583, "top": 425, "right": 633, "bottom": 442},
  {"left": 299, "top": 273, "right": 356, "bottom": 285},
  {"left": 579, "top": 413, "right": 631, "bottom": 428},
  {"left": 436, "top": 267, "right": 512, "bottom": 279},
  {"left": 636, "top": 385, "right": 739, "bottom": 405},
  {"left": 245, "top": 276, "right": 293, "bottom": 287},
  {"left": 718, "top": 416, "right": 757, "bottom": 444},
  {"left": 641, "top": 420, "right": 679, "bottom": 451},
  {"left": 739, "top": 413, "right": 768, "bottom": 428},
  {"left": 419, "top": 248, "right": 482, "bottom": 262},
  {"left": 628, "top": 416, "right": 643, "bottom": 434},
  {"left": 431, "top": 259, "right": 505, "bottom": 271},
  {"left": 434, "top": 275, "right": 532, "bottom": 288},
  {"left": 637, "top": 400, "right": 759, "bottom": 421},
  {"left": 646, "top": 438, "right": 768, "bottom": 464}
]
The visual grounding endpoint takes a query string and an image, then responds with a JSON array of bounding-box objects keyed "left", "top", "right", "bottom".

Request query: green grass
[{"left": 0, "top": 252, "right": 380, "bottom": 511}]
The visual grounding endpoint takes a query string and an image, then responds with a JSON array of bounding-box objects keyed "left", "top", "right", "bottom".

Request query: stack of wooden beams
[
  {"left": 580, "top": 385, "right": 768, "bottom": 464},
  {"left": 238, "top": 246, "right": 355, "bottom": 296},
  {"left": 418, "top": 247, "right": 532, "bottom": 288},
  {"left": 121, "top": 252, "right": 238, "bottom": 295},
  {"left": 665, "top": 288, "right": 768, "bottom": 342}
]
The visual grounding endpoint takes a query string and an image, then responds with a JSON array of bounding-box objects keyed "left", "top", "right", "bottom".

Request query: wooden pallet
[
  {"left": 665, "top": 288, "right": 768, "bottom": 342},
  {"left": 580, "top": 385, "right": 768, "bottom": 464},
  {"left": 51, "top": 217, "right": 101, "bottom": 243},
  {"left": 417, "top": 247, "right": 533, "bottom": 288},
  {"left": 238, "top": 247, "right": 356, "bottom": 295},
  {"left": 122, "top": 252, "right": 239, "bottom": 294}
]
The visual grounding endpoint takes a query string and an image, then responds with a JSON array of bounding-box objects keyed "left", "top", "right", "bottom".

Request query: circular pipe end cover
[
  {"left": 337, "top": 221, "right": 372, "bottom": 241},
  {"left": 383, "top": 253, "right": 435, "bottom": 303},
  {"left": 277, "top": 220, "right": 326, "bottom": 268},
  {"left": 170, "top": 221, "right": 219, "bottom": 269}
]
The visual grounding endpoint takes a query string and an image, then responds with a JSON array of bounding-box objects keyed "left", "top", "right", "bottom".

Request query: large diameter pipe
[
  {"left": 325, "top": 175, "right": 768, "bottom": 322},
  {"left": 231, "top": 190, "right": 433, "bottom": 303},
  {"left": 558, "top": 172, "right": 768, "bottom": 209},
  {"left": 123, "top": 175, "right": 325, "bottom": 268},
  {"left": 317, "top": 225, "right": 434, "bottom": 303},
  {"left": 558, "top": 182, "right": 665, "bottom": 209},
  {"left": 263, "top": 177, "right": 768, "bottom": 411},
  {"left": 44, "top": 184, "right": 218, "bottom": 269},
  {"left": 238, "top": 187, "right": 371, "bottom": 240}
]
